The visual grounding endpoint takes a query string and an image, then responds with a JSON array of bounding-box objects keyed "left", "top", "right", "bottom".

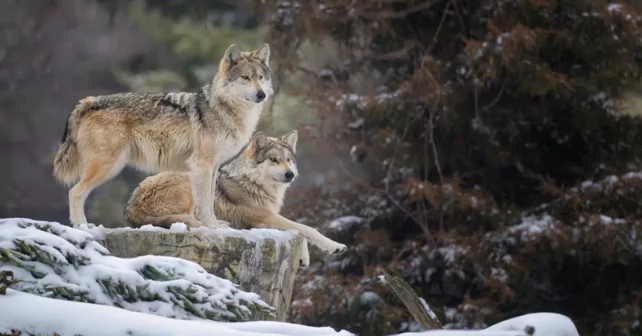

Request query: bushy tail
[
  {"left": 53, "top": 97, "right": 94, "bottom": 185},
  {"left": 125, "top": 186, "right": 200, "bottom": 228},
  {"left": 124, "top": 187, "right": 145, "bottom": 227}
]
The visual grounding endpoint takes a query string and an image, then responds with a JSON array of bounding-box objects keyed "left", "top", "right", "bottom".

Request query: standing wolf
[
  {"left": 125, "top": 131, "right": 347, "bottom": 260},
  {"left": 53, "top": 44, "right": 272, "bottom": 228}
]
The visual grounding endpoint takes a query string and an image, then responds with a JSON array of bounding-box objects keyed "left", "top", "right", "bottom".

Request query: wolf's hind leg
[{"left": 69, "top": 153, "right": 127, "bottom": 227}]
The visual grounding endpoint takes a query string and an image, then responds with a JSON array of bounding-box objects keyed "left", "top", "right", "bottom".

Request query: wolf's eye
[
  {"left": 259, "top": 75, "right": 263, "bottom": 80},
  {"left": 241, "top": 76, "right": 250, "bottom": 80},
  {"left": 286, "top": 157, "right": 291, "bottom": 163},
  {"left": 269, "top": 157, "right": 278, "bottom": 163}
]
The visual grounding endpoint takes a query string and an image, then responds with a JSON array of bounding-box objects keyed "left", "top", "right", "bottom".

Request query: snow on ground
[
  {"left": 394, "top": 332, "right": 527, "bottom": 336},
  {"left": 0, "top": 289, "right": 577, "bottom": 336},
  {"left": 395, "top": 313, "right": 579, "bottom": 336},
  {"left": 484, "top": 313, "right": 579, "bottom": 336},
  {"left": 0, "top": 289, "right": 353, "bottom": 336},
  {"left": 0, "top": 218, "right": 273, "bottom": 321}
]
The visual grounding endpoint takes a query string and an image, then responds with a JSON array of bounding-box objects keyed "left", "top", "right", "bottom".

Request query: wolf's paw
[
  {"left": 299, "top": 252, "right": 310, "bottom": 267},
  {"left": 186, "top": 220, "right": 202, "bottom": 229},
  {"left": 76, "top": 223, "right": 97, "bottom": 230},
  {"left": 202, "top": 220, "right": 231, "bottom": 229},
  {"left": 332, "top": 243, "right": 348, "bottom": 255},
  {"left": 299, "top": 242, "right": 310, "bottom": 267},
  {"left": 214, "top": 220, "right": 232, "bottom": 228},
  {"left": 200, "top": 217, "right": 218, "bottom": 228},
  {"left": 318, "top": 240, "right": 348, "bottom": 255}
]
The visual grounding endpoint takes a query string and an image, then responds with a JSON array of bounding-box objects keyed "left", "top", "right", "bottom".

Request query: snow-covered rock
[
  {"left": 82, "top": 221, "right": 306, "bottom": 321},
  {"left": 0, "top": 218, "right": 274, "bottom": 322}
]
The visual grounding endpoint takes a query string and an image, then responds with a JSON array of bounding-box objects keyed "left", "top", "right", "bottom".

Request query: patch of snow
[
  {"left": 359, "top": 291, "right": 382, "bottom": 305},
  {"left": 348, "top": 118, "right": 364, "bottom": 129},
  {"left": 395, "top": 313, "right": 578, "bottom": 335},
  {"left": 330, "top": 90, "right": 401, "bottom": 110},
  {"left": 507, "top": 215, "right": 556, "bottom": 241},
  {"left": 491, "top": 267, "right": 508, "bottom": 283},
  {"left": 419, "top": 297, "right": 438, "bottom": 320},
  {"left": 194, "top": 226, "right": 299, "bottom": 246},
  {"left": 327, "top": 216, "right": 364, "bottom": 230},
  {"left": 485, "top": 313, "right": 579, "bottom": 336},
  {"left": 0, "top": 289, "right": 353, "bottom": 336},
  {"left": 169, "top": 222, "right": 189, "bottom": 232},
  {"left": 395, "top": 330, "right": 527, "bottom": 335},
  {"left": 432, "top": 245, "right": 464, "bottom": 265},
  {"left": 599, "top": 215, "right": 613, "bottom": 224},
  {"left": 608, "top": 3, "right": 623, "bottom": 12}
]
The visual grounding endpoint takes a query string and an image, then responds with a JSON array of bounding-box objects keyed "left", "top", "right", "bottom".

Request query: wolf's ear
[
  {"left": 243, "top": 132, "right": 268, "bottom": 160},
  {"left": 223, "top": 44, "right": 242, "bottom": 65},
  {"left": 280, "top": 130, "right": 298, "bottom": 153},
  {"left": 252, "top": 43, "right": 270, "bottom": 65},
  {"left": 252, "top": 131, "right": 269, "bottom": 149}
]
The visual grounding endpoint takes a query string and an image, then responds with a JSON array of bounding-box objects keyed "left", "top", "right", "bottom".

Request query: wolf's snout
[
  {"left": 256, "top": 90, "right": 266, "bottom": 102},
  {"left": 285, "top": 171, "right": 294, "bottom": 182}
]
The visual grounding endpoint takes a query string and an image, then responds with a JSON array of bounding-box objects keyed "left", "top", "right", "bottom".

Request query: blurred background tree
[{"left": 253, "top": 0, "right": 642, "bottom": 335}]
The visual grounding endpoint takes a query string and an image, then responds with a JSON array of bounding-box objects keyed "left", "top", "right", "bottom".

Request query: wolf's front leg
[
  {"left": 299, "top": 238, "right": 310, "bottom": 267},
  {"left": 266, "top": 213, "right": 347, "bottom": 255},
  {"left": 187, "top": 157, "right": 217, "bottom": 228}
]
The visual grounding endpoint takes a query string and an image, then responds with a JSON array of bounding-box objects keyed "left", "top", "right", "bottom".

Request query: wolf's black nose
[
  {"left": 256, "top": 90, "right": 266, "bottom": 102},
  {"left": 285, "top": 171, "right": 294, "bottom": 181}
]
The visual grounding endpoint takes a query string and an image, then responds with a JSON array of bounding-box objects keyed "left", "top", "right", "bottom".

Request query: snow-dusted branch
[{"left": 378, "top": 268, "right": 443, "bottom": 330}]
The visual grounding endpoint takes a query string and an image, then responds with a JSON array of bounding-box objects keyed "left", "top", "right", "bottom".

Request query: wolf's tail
[
  {"left": 53, "top": 97, "right": 94, "bottom": 185},
  {"left": 125, "top": 193, "right": 199, "bottom": 229}
]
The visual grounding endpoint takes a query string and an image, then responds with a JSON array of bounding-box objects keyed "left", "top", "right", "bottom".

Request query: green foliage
[
  {"left": 120, "top": 1, "right": 266, "bottom": 92},
  {"left": 0, "top": 271, "right": 18, "bottom": 295}
]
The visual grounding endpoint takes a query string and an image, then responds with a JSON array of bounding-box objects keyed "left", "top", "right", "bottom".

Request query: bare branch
[
  {"left": 378, "top": 268, "right": 443, "bottom": 330},
  {"left": 479, "top": 76, "right": 509, "bottom": 113},
  {"left": 427, "top": 112, "right": 443, "bottom": 183}
]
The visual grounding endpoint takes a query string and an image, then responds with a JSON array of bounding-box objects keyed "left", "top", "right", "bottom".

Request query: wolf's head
[
  {"left": 214, "top": 44, "right": 273, "bottom": 104},
  {"left": 239, "top": 130, "right": 299, "bottom": 184}
]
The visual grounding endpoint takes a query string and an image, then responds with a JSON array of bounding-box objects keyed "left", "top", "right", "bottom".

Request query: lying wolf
[
  {"left": 125, "top": 131, "right": 348, "bottom": 263},
  {"left": 53, "top": 44, "right": 273, "bottom": 228}
]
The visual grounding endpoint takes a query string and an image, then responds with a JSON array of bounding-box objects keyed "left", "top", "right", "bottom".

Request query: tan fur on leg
[
  {"left": 69, "top": 153, "right": 127, "bottom": 226},
  {"left": 251, "top": 211, "right": 346, "bottom": 255}
]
